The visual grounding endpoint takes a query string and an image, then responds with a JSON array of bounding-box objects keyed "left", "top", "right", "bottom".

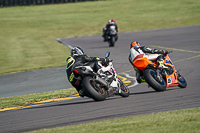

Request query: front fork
[{"left": 156, "top": 68, "right": 167, "bottom": 82}]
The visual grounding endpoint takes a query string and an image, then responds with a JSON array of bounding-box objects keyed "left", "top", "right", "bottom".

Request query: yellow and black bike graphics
[{"left": 66, "top": 56, "right": 75, "bottom": 82}]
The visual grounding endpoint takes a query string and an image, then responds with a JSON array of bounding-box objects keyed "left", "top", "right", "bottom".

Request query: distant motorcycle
[
  {"left": 130, "top": 52, "right": 187, "bottom": 91},
  {"left": 73, "top": 52, "right": 129, "bottom": 101},
  {"left": 103, "top": 25, "right": 118, "bottom": 47},
  {"left": 107, "top": 25, "right": 118, "bottom": 47}
]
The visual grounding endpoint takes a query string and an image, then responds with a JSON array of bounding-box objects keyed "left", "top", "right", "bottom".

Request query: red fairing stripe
[
  {"left": 149, "top": 58, "right": 157, "bottom": 61},
  {"left": 134, "top": 54, "right": 144, "bottom": 60}
]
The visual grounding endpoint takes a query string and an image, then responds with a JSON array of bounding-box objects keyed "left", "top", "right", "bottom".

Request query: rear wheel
[
  {"left": 109, "top": 36, "right": 115, "bottom": 47},
  {"left": 143, "top": 69, "right": 166, "bottom": 91},
  {"left": 82, "top": 77, "right": 106, "bottom": 101},
  {"left": 118, "top": 78, "right": 130, "bottom": 97}
]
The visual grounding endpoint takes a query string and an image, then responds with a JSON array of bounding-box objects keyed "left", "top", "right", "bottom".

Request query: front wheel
[
  {"left": 178, "top": 74, "right": 187, "bottom": 88},
  {"left": 82, "top": 77, "right": 106, "bottom": 101},
  {"left": 143, "top": 69, "right": 166, "bottom": 92},
  {"left": 118, "top": 78, "right": 130, "bottom": 97}
]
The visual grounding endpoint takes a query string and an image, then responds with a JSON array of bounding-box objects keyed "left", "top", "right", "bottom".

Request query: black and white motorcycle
[
  {"left": 72, "top": 52, "right": 129, "bottom": 101},
  {"left": 107, "top": 25, "right": 118, "bottom": 47}
]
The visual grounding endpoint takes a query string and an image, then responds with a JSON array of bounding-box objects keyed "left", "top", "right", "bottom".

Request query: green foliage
[{"left": 0, "top": 0, "right": 200, "bottom": 74}]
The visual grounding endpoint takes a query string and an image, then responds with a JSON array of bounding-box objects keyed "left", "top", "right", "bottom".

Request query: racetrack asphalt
[{"left": 0, "top": 25, "right": 200, "bottom": 132}]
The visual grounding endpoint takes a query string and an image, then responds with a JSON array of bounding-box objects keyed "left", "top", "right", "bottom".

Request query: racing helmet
[
  {"left": 111, "top": 19, "right": 116, "bottom": 23},
  {"left": 71, "top": 47, "right": 84, "bottom": 56},
  {"left": 130, "top": 41, "right": 141, "bottom": 48}
]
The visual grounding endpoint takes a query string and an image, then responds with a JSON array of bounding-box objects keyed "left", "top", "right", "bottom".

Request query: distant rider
[
  {"left": 66, "top": 47, "right": 108, "bottom": 97},
  {"left": 102, "top": 19, "right": 118, "bottom": 42},
  {"left": 129, "top": 41, "right": 169, "bottom": 83}
]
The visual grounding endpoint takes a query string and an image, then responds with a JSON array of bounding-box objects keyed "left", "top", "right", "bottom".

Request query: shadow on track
[
  {"left": 21, "top": 87, "right": 184, "bottom": 111},
  {"left": 130, "top": 86, "right": 184, "bottom": 95},
  {"left": 24, "top": 99, "right": 95, "bottom": 110},
  {"left": 23, "top": 96, "right": 130, "bottom": 110}
]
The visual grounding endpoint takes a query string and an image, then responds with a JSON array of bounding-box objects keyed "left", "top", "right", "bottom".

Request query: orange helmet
[{"left": 130, "top": 41, "right": 141, "bottom": 48}]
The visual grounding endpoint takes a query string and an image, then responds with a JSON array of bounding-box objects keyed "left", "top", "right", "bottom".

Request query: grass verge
[
  {"left": 0, "top": 0, "right": 200, "bottom": 75},
  {"left": 0, "top": 88, "right": 77, "bottom": 109},
  {"left": 29, "top": 107, "right": 200, "bottom": 133}
]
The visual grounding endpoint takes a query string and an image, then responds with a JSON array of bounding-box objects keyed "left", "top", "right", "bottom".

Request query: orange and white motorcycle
[{"left": 129, "top": 52, "right": 187, "bottom": 91}]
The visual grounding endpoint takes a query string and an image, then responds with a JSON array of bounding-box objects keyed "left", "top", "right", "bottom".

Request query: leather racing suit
[
  {"left": 103, "top": 22, "right": 118, "bottom": 41},
  {"left": 129, "top": 42, "right": 169, "bottom": 83},
  {"left": 66, "top": 54, "right": 106, "bottom": 93}
]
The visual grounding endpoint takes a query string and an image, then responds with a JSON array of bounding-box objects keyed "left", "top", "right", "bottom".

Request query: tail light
[
  {"left": 75, "top": 80, "right": 80, "bottom": 85},
  {"left": 73, "top": 69, "right": 80, "bottom": 77},
  {"left": 73, "top": 69, "right": 79, "bottom": 74}
]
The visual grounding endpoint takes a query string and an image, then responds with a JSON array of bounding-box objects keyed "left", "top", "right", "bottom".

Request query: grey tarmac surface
[
  {"left": 0, "top": 25, "right": 200, "bottom": 133},
  {"left": 0, "top": 67, "right": 72, "bottom": 98}
]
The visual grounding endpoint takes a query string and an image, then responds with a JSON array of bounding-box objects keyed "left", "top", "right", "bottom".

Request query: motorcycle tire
[
  {"left": 178, "top": 74, "right": 187, "bottom": 88},
  {"left": 115, "top": 35, "right": 118, "bottom": 42},
  {"left": 109, "top": 36, "right": 115, "bottom": 47},
  {"left": 82, "top": 77, "right": 106, "bottom": 101},
  {"left": 143, "top": 69, "right": 166, "bottom": 92},
  {"left": 118, "top": 78, "right": 130, "bottom": 97}
]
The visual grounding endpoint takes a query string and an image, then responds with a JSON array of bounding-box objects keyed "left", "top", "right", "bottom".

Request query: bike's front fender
[{"left": 165, "top": 71, "right": 179, "bottom": 87}]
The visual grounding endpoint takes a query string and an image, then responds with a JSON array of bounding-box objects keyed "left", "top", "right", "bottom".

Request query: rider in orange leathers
[{"left": 129, "top": 41, "right": 169, "bottom": 83}]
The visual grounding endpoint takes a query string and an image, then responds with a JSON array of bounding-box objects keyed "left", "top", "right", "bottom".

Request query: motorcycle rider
[
  {"left": 102, "top": 19, "right": 118, "bottom": 42},
  {"left": 66, "top": 47, "right": 108, "bottom": 97},
  {"left": 128, "top": 41, "right": 169, "bottom": 83}
]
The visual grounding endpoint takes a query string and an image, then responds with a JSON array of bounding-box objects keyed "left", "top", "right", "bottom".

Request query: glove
[
  {"left": 102, "top": 58, "right": 109, "bottom": 66},
  {"left": 163, "top": 50, "right": 173, "bottom": 54},
  {"left": 162, "top": 50, "right": 169, "bottom": 54}
]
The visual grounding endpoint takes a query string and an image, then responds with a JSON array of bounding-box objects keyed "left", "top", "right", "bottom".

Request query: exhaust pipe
[{"left": 95, "top": 76, "right": 108, "bottom": 89}]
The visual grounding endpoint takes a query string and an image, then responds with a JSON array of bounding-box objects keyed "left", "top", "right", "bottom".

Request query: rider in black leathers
[
  {"left": 102, "top": 19, "right": 118, "bottom": 41},
  {"left": 66, "top": 47, "right": 107, "bottom": 97}
]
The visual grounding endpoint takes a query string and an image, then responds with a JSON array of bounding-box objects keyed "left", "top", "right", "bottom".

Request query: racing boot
[
  {"left": 158, "top": 60, "right": 168, "bottom": 70},
  {"left": 136, "top": 76, "right": 145, "bottom": 83},
  {"left": 135, "top": 68, "right": 145, "bottom": 83},
  {"left": 107, "top": 87, "right": 114, "bottom": 97},
  {"left": 78, "top": 89, "right": 85, "bottom": 97},
  {"left": 157, "top": 55, "right": 168, "bottom": 70}
]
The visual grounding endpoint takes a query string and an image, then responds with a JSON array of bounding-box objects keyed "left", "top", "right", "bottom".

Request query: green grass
[
  {"left": 29, "top": 107, "right": 200, "bottom": 133},
  {"left": 0, "top": 88, "right": 77, "bottom": 109},
  {"left": 0, "top": 0, "right": 200, "bottom": 75}
]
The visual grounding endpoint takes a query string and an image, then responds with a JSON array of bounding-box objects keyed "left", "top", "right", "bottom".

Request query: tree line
[{"left": 0, "top": 0, "right": 98, "bottom": 7}]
